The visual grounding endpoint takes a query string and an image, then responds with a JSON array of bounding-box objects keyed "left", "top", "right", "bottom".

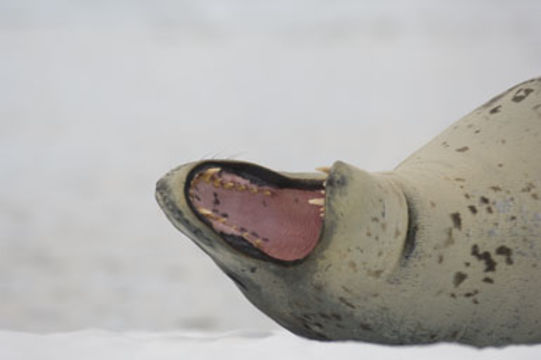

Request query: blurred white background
[{"left": 1, "top": 0, "right": 540, "bottom": 333}]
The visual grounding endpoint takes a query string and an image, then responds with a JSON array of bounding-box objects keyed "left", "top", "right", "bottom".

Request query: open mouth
[{"left": 185, "top": 162, "right": 326, "bottom": 263}]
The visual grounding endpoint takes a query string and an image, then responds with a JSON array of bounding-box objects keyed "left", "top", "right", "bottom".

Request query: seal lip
[{"left": 183, "top": 160, "right": 326, "bottom": 266}]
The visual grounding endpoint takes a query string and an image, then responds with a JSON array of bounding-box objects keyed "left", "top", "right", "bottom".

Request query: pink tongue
[{"left": 188, "top": 169, "right": 324, "bottom": 261}]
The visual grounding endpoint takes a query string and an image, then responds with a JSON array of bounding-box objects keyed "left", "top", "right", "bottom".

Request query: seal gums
[{"left": 185, "top": 162, "right": 326, "bottom": 262}]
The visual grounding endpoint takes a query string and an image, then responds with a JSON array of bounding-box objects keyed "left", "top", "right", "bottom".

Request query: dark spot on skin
[
  {"left": 480, "top": 196, "right": 490, "bottom": 204},
  {"left": 438, "top": 255, "right": 444, "bottom": 264},
  {"left": 471, "top": 244, "right": 497, "bottom": 272},
  {"left": 521, "top": 183, "right": 535, "bottom": 192},
  {"left": 250, "top": 267, "right": 257, "bottom": 273},
  {"left": 371, "top": 217, "right": 379, "bottom": 223},
  {"left": 512, "top": 88, "right": 534, "bottom": 103},
  {"left": 498, "top": 163, "right": 503, "bottom": 168},
  {"left": 464, "top": 193, "right": 471, "bottom": 199},
  {"left": 468, "top": 205, "right": 477, "bottom": 214},
  {"left": 262, "top": 200, "right": 267, "bottom": 207},
  {"left": 495, "top": 245, "right": 513, "bottom": 265},
  {"left": 339, "top": 297, "right": 356, "bottom": 309},
  {"left": 367, "top": 269, "right": 383, "bottom": 278},
  {"left": 294, "top": 198, "right": 299, "bottom": 203},
  {"left": 450, "top": 212, "right": 462, "bottom": 230},
  {"left": 441, "top": 141, "right": 449, "bottom": 148},
  {"left": 331, "top": 313, "right": 342, "bottom": 321},
  {"left": 444, "top": 228, "right": 454, "bottom": 247},
  {"left": 455, "top": 178, "right": 466, "bottom": 182},
  {"left": 473, "top": 299, "right": 479, "bottom": 305},
  {"left": 455, "top": 146, "right": 469, "bottom": 153},
  {"left": 486, "top": 206, "right": 493, "bottom": 214},
  {"left": 490, "top": 186, "right": 502, "bottom": 192},
  {"left": 532, "top": 193, "right": 539, "bottom": 200},
  {"left": 490, "top": 105, "right": 502, "bottom": 114},
  {"left": 500, "top": 139, "right": 506, "bottom": 145},
  {"left": 465, "top": 262, "right": 470, "bottom": 267},
  {"left": 474, "top": 129, "right": 481, "bottom": 134},
  {"left": 360, "top": 323, "right": 373, "bottom": 332},
  {"left": 319, "top": 313, "right": 330, "bottom": 320},
  {"left": 482, "top": 277, "right": 494, "bottom": 284},
  {"left": 464, "top": 290, "right": 479, "bottom": 298},
  {"left": 450, "top": 293, "right": 456, "bottom": 299},
  {"left": 453, "top": 272, "right": 468, "bottom": 287},
  {"left": 262, "top": 237, "right": 269, "bottom": 242},
  {"left": 509, "top": 216, "right": 516, "bottom": 221},
  {"left": 221, "top": 212, "right": 228, "bottom": 218}
]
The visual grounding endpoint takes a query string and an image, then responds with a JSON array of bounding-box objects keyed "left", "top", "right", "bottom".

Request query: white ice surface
[{"left": 1, "top": 330, "right": 540, "bottom": 360}]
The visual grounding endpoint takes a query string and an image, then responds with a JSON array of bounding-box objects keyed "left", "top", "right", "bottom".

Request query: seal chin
[{"left": 184, "top": 161, "right": 327, "bottom": 263}]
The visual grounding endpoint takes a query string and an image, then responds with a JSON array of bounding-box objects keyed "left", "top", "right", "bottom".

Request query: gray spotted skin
[{"left": 156, "top": 77, "right": 541, "bottom": 347}]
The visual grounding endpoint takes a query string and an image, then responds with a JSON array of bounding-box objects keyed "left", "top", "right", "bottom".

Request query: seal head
[{"left": 156, "top": 160, "right": 410, "bottom": 343}]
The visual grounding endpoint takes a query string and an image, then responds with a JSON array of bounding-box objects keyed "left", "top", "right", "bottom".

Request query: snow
[{"left": 1, "top": 329, "right": 540, "bottom": 360}]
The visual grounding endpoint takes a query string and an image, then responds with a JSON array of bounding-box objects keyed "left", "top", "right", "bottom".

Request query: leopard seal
[{"left": 155, "top": 77, "right": 541, "bottom": 347}]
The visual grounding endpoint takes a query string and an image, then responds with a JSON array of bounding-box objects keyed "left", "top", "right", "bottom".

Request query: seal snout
[{"left": 185, "top": 162, "right": 327, "bottom": 262}]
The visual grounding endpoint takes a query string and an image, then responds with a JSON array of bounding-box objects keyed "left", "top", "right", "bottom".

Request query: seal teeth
[
  {"left": 316, "top": 166, "right": 331, "bottom": 174},
  {"left": 308, "top": 198, "right": 325, "bottom": 206},
  {"left": 198, "top": 167, "right": 221, "bottom": 183},
  {"left": 198, "top": 207, "right": 213, "bottom": 216},
  {"left": 205, "top": 167, "right": 221, "bottom": 175}
]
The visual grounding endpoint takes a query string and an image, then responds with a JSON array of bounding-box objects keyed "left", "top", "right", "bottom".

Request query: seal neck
[{"left": 318, "top": 161, "right": 409, "bottom": 278}]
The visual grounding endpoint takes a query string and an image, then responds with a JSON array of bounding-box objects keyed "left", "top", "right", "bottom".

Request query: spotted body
[{"left": 156, "top": 77, "right": 541, "bottom": 346}]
